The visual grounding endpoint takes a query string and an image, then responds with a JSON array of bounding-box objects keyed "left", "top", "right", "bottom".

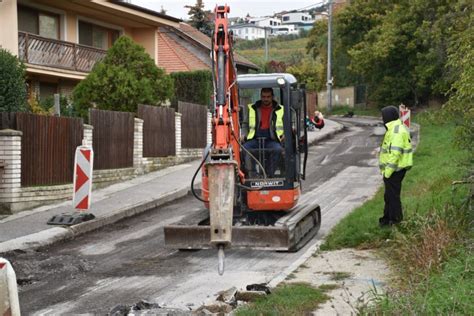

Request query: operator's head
[{"left": 260, "top": 88, "right": 274, "bottom": 107}]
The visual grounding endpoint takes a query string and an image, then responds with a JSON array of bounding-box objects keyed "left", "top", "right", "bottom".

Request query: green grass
[
  {"left": 321, "top": 114, "right": 469, "bottom": 250},
  {"left": 366, "top": 246, "right": 474, "bottom": 315},
  {"left": 235, "top": 283, "right": 332, "bottom": 316},
  {"left": 235, "top": 37, "right": 309, "bottom": 67},
  {"left": 320, "top": 110, "right": 472, "bottom": 314}
]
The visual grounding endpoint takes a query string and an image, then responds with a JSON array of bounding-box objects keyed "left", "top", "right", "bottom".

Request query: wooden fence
[
  {"left": 1, "top": 113, "right": 83, "bottom": 186},
  {"left": 0, "top": 112, "right": 16, "bottom": 129},
  {"left": 138, "top": 105, "right": 176, "bottom": 157},
  {"left": 89, "top": 109, "right": 134, "bottom": 170},
  {"left": 306, "top": 91, "right": 317, "bottom": 116},
  {"left": 178, "top": 101, "right": 207, "bottom": 148}
]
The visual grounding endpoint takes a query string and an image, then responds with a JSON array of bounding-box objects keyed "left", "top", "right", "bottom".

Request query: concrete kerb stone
[{"left": 0, "top": 187, "right": 191, "bottom": 254}]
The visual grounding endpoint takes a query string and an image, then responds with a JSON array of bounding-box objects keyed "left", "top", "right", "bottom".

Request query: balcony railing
[{"left": 18, "top": 32, "right": 107, "bottom": 73}]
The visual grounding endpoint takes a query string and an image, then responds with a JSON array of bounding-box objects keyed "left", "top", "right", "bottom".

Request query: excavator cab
[{"left": 237, "top": 73, "right": 309, "bottom": 212}]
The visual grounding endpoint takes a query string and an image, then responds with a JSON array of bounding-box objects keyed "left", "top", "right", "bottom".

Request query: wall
[
  {"left": 0, "top": 0, "right": 19, "bottom": 55},
  {"left": 318, "top": 86, "right": 355, "bottom": 108},
  {"left": 132, "top": 27, "right": 157, "bottom": 63}
]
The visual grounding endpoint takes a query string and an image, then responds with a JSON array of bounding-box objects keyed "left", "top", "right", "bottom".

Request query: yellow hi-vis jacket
[
  {"left": 247, "top": 102, "right": 284, "bottom": 141},
  {"left": 379, "top": 119, "right": 413, "bottom": 178}
]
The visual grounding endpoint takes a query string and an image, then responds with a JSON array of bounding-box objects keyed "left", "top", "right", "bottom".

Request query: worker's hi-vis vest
[
  {"left": 247, "top": 102, "right": 284, "bottom": 141},
  {"left": 379, "top": 119, "right": 413, "bottom": 178}
]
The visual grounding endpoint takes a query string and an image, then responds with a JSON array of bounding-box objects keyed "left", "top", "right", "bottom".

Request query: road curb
[
  {"left": 0, "top": 186, "right": 191, "bottom": 254},
  {"left": 308, "top": 123, "right": 345, "bottom": 147}
]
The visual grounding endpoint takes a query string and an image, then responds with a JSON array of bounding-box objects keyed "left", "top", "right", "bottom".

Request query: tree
[
  {"left": 0, "top": 48, "right": 27, "bottom": 112},
  {"left": 185, "top": 0, "right": 213, "bottom": 36},
  {"left": 73, "top": 36, "right": 173, "bottom": 119}
]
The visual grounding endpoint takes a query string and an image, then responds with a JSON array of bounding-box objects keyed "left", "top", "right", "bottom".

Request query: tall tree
[
  {"left": 73, "top": 36, "right": 173, "bottom": 119},
  {"left": 185, "top": 0, "right": 212, "bottom": 36}
]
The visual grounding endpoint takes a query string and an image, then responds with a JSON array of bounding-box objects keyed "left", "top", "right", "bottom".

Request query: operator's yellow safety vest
[
  {"left": 379, "top": 119, "right": 413, "bottom": 178},
  {"left": 247, "top": 103, "right": 284, "bottom": 141}
]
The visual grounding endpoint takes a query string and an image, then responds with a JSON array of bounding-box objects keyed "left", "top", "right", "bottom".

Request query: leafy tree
[
  {"left": 287, "top": 58, "right": 325, "bottom": 91},
  {"left": 0, "top": 48, "right": 27, "bottom": 112},
  {"left": 73, "top": 36, "right": 173, "bottom": 119},
  {"left": 185, "top": 0, "right": 213, "bottom": 36},
  {"left": 444, "top": 1, "right": 473, "bottom": 151}
]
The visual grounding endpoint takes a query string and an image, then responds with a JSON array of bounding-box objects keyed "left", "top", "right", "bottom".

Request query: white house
[
  {"left": 230, "top": 24, "right": 266, "bottom": 40},
  {"left": 281, "top": 12, "right": 315, "bottom": 31},
  {"left": 248, "top": 16, "right": 281, "bottom": 28}
]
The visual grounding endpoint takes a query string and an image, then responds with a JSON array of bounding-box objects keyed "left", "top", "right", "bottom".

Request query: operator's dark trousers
[{"left": 382, "top": 169, "right": 407, "bottom": 224}]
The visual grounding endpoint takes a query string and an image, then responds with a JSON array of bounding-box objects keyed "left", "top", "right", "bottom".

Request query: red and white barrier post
[
  {"left": 47, "top": 145, "right": 95, "bottom": 225},
  {"left": 399, "top": 103, "right": 411, "bottom": 128},
  {"left": 0, "top": 258, "right": 21, "bottom": 316},
  {"left": 73, "top": 145, "right": 94, "bottom": 210}
]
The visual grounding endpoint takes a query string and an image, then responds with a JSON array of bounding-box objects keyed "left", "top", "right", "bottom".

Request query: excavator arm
[{"left": 207, "top": 5, "right": 242, "bottom": 274}]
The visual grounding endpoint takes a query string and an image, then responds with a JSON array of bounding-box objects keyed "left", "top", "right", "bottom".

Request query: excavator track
[{"left": 164, "top": 203, "right": 321, "bottom": 251}]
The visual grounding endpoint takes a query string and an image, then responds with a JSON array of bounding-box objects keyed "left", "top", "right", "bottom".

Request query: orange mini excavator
[{"left": 164, "top": 5, "right": 321, "bottom": 274}]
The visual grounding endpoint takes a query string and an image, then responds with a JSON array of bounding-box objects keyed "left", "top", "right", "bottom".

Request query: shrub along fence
[
  {"left": 171, "top": 70, "right": 212, "bottom": 108},
  {"left": 138, "top": 105, "right": 175, "bottom": 157},
  {"left": 178, "top": 101, "right": 207, "bottom": 149},
  {"left": 89, "top": 109, "right": 134, "bottom": 170}
]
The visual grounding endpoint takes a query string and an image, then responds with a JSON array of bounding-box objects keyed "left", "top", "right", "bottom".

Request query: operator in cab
[{"left": 241, "top": 88, "right": 284, "bottom": 177}]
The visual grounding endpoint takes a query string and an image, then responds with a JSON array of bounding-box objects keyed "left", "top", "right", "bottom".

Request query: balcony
[{"left": 18, "top": 32, "right": 107, "bottom": 73}]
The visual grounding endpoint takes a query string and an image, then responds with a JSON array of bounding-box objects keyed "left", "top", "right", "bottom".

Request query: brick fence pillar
[
  {"left": 82, "top": 124, "right": 93, "bottom": 147},
  {"left": 175, "top": 112, "right": 182, "bottom": 158},
  {"left": 0, "top": 129, "right": 22, "bottom": 214},
  {"left": 134, "top": 118, "right": 144, "bottom": 168}
]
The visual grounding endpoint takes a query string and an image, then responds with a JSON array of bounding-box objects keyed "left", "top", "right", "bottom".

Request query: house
[
  {"left": 157, "top": 22, "right": 258, "bottom": 74},
  {"left": 281, "top": 12, "right": 315, "bottom": 32},
  {"left": 229, "top": 24, "right": 267, "bottom": 41},
  {"left": 248, "top": 17, "right": 281, "bottom": 28},
  {"left": 0, "top": 0, "right": 257, "bottom": 100}
]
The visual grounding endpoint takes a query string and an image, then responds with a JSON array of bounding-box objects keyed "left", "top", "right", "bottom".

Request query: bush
[
  {"left": 73, "top": 36, "right": 173, "bottom": 119},
  {"left": 0, "top": 48, "right": 27, "bottom": 112},
  {"left": 170, "top": 70, "right": 212, "bottom": 106}
]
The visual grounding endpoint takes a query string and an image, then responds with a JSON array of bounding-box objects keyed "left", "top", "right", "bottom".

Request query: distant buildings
[{"left": 230, "top": 10, "right": 327, "bottom": 40}]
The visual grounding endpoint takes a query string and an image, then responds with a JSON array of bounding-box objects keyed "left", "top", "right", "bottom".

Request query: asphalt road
[{"left": 4, "top": 119, "right": 384, "bottom": 315}]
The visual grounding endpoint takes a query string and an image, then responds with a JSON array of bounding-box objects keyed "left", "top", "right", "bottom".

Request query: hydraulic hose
[{"left": 190, "top": 150, "right": 210, "bottom": 203}]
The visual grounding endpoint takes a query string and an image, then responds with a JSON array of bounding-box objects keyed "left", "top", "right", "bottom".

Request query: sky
[{"left": 131, "top": 1, "right": 326, "bottom": 20}]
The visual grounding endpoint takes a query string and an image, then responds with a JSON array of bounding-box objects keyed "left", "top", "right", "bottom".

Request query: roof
[
  {"left": 174, "top": 23, "right": 259, "bottom": 71},
  {"left": 229, "top": 24, "right": 266, "bottom": 30},
  {"left": 111, "top": 0, "right": 182, "bottom": 23},
  {"left": 157, "top": 29, "right": 209, "bottom": 73}
]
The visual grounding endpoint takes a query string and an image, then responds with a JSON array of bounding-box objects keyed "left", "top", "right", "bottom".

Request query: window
[
  {"left": 18, "top": 6, "right": 59, "bottom": 39},
  {"left": 39, "top": 82, "right": 58, "bottom": 100},
  {"left": 79, "top": 21, "right": 119, "bottom": 49},
  {"left": 283, "top": 16, "right": 290, "bottom": 21}
]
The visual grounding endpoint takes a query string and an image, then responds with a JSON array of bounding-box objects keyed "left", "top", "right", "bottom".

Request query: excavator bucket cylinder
[{"left": 207, "top": 163, "right": 235, "bottom": 247}]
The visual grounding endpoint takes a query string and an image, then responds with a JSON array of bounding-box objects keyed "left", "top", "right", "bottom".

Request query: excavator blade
[{"left": 164, "top": 203, "right": 321, "bottom": 252}]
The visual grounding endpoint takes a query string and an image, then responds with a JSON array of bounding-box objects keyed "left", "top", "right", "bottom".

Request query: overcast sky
[{"left": 131, "top": 1, "right": 326, "bottom": 20}]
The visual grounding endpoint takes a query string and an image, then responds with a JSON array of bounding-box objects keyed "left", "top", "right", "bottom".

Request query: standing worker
[{"left": 379, "top": 105, "right": 413, "bottom": 226}]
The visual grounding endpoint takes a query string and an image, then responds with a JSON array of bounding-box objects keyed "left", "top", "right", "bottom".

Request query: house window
[
  {"left": 283, "top": 16, "right": 290, "bottom": 22},
  {"left": 39, "top": 82, "right": 58, "bottom": 100},
  {"left": 18, "top": 6, "right": 60, "bottom": 39},
  {"left": 78, "top": 21, "right": 119, "bottom": 49}
]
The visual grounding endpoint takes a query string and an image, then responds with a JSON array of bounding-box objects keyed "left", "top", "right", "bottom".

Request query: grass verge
[
  {"left": 235, "top": 283, "right": 333, "bottom": 316},
  {"left": 321, "top": 111, "right": 473, "bottom": 314}
]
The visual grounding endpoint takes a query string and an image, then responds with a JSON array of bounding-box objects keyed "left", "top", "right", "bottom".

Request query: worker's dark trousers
[{"left": 382, "top": 169, "right": 407, "bottom": 223}]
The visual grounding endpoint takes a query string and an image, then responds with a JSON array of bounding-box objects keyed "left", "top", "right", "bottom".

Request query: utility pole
[
  {"left": 264, "top": 27, "right": 269, "bottom": 62},
  {"left": 327, "top": 0, "right": 333, "bottom": 112}
]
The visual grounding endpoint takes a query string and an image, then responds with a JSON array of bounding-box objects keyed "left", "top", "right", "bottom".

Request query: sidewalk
[{"left": 0, "top": 120, "right": 344, "bottom": 254}]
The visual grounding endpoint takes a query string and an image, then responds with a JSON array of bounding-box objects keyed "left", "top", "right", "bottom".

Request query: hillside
[{"left": 234, "top": 37, "right": 309, "bottom": 68}]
